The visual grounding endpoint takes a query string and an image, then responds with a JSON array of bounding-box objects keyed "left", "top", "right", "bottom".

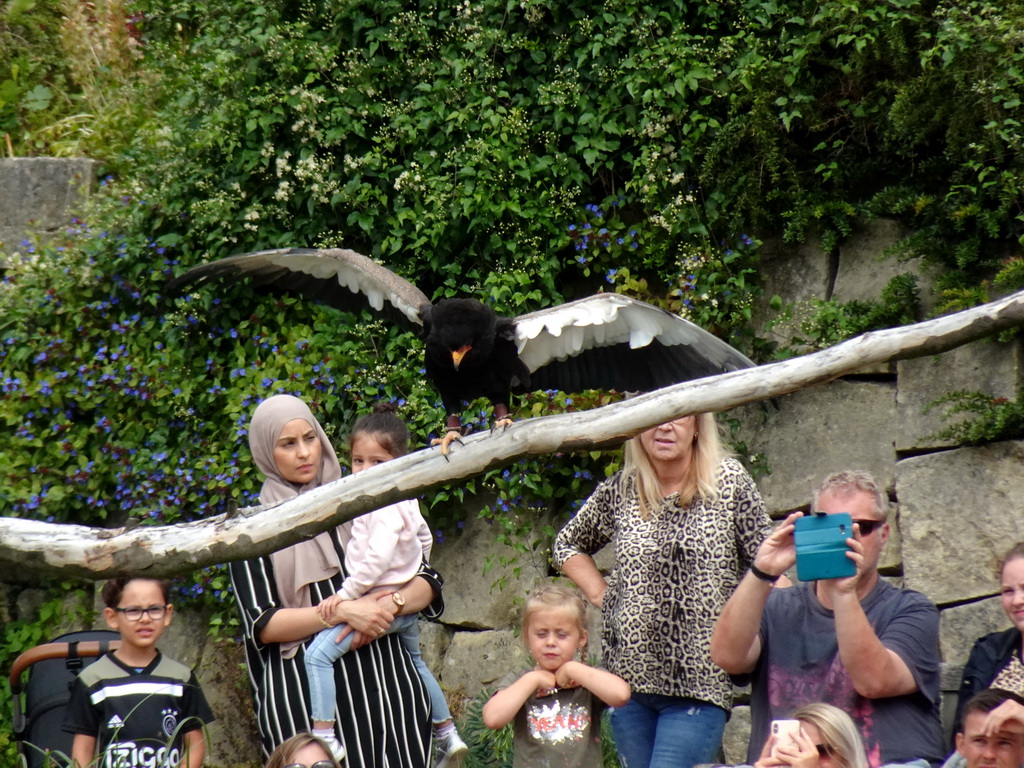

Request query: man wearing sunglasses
[{"left": 712, "top": 471, "right": 943, "bottom": 768}]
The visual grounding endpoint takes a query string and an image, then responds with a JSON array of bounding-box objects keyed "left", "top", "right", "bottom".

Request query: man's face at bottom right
[{"left": 957, "top": 711, "right": 1024, "bottom": 768}]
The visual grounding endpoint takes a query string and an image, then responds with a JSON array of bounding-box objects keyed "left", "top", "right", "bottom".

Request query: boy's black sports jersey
[{"left": 63, "top": 651, "right": 214, "bottom": 768}]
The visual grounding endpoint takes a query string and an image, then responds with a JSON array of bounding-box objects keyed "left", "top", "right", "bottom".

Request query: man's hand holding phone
[{"left": 794, "top": 513, "right": 857, "bottom": 582}]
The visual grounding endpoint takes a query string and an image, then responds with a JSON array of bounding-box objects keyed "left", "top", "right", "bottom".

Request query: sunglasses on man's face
[
  {"left": 853, "top": 519, "right": 883, "bottom": 536},
  {"left": 282, "top": 763, "right": 335, "bottom": 768}
]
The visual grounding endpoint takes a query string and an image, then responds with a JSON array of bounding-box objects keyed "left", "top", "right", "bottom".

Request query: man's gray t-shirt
[{"left": 747, "top": 580, "right": 943, "bottom": 768}]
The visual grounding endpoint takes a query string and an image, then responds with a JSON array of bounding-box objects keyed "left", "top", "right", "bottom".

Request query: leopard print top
[
  {"left": 553, "top": 457, "right": 770, "bottom": 708},
  {"left": 991, "top": 652, "right": 1024, "bottom": 698}
]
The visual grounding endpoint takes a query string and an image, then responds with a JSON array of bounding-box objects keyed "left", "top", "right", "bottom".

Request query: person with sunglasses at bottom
[
  {"left": 751, "top": 703, "right": 869, "bottom": 768},
  {"left": 264, "top": 733, "right": 342, "bottom": 768},
  {"left": 711, "top": 471, "right": 944, "bottom": 768}
]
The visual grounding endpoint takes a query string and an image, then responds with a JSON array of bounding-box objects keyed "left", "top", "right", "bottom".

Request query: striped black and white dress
[{"left": 230, "top": 528, "right": 445, "bottom": 767}]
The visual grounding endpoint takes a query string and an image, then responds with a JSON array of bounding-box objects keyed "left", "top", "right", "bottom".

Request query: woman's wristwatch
[{"left": 391, "top": 592, "right": 406, "bottom": 613}]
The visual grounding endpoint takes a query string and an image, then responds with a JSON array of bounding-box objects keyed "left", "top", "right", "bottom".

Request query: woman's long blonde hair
[
  {"left": 622, "top": 412, "right": 726, "bottom": 518},
  {"left": 791, "top": 703, "right": 868, "bottom": 768}
]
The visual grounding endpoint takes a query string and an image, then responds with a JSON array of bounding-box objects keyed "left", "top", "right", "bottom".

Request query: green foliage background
[{"left": 4, "top": 0, "right": 1022, "bottom": 525}]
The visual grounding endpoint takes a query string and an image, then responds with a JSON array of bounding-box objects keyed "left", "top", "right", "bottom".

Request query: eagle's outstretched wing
[
  {"left": 167, "top": 252, "right": 753, "bottom": 399},
  {"left": 165, "top": 247, "right": 431, "bottom": 333},
  {"left": 514, "top": 294, "right": 755, "bottom": 393}
]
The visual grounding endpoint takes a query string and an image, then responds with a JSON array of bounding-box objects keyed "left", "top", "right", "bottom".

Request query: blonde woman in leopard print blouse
[{"left": 554, "top": 413, "right": 772, "bottom": 768}]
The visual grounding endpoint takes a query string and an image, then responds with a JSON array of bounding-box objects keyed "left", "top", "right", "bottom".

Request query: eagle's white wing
[
  {"left": 166, "top": 248, "right": 430, "bottom": 330},
  {"left": 514, "top": 294, "right": 753, "bottom": 392}
]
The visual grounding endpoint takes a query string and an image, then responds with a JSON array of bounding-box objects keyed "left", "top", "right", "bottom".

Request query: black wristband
[{"left": 750, "top": 563, "right": 780, "bottom": 583}]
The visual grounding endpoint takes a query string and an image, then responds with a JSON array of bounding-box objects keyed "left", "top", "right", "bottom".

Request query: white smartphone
[{"left": 771, "top": 719, "right": 802, "bottom": 758}]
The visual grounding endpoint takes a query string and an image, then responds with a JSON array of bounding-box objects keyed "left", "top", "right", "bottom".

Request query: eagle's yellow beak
[{"left": 452, "top": 345, "right": 472, "bottom": 370}]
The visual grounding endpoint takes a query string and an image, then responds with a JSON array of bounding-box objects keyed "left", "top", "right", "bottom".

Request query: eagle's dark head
[{"left": 426, "top": 298, "right": 498, "bottom": 371}]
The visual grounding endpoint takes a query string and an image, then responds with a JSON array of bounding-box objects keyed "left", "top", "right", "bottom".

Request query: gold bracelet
[{"left": 318, "top": 613, "right": 333, "bottom": 629}]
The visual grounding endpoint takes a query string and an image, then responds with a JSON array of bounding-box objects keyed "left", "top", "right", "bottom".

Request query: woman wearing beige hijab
[{"left": 230, "top": 395, "right": 444, "bottom": 767}]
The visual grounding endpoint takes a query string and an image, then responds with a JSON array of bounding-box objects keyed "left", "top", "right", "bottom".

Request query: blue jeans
[
  {"left": 305, "top": 612, "right": 451, "bottom": 724},
  {"left": 610, "top": 693, "right": 727, "bottom": 768}
]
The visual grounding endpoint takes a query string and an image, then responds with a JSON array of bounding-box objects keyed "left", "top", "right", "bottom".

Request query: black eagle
[{"left": 166, "top": 248, "right": 755, "bottom": 452}]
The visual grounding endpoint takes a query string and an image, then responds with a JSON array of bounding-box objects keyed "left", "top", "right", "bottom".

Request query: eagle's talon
[
  {"left": 431, "top": 430, "right": 464, "bottom": 457},
  {"left": 492, "top": 418, "right": 514, "bottom": 433}
]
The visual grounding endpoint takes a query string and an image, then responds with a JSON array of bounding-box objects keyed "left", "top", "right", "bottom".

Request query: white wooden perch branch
[{"left": 4, "top": 289, "right": 1024, "bottom": 579}]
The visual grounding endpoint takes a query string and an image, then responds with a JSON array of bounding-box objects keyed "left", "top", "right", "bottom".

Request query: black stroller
[{"left": 9, "top": 630, "right": 120, "bottom": 768}]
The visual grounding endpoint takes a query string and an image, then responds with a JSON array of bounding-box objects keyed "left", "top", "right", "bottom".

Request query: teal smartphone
[{"left": 794, "top": 512, "right": 856, "bottom": 581}]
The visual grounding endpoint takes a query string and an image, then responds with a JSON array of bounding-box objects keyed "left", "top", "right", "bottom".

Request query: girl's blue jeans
[
  {"left": 610, "top": 692, "right": 727, "bottom": 768},
  {"left": 305, "top": 612, "right": 451, "bottom": 724}
]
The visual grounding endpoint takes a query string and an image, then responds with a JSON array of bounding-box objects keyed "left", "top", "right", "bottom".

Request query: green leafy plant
[
  {"left": 14, "top": 719, "right": 215, "bottom": 768},
  {"left": 994, "top": 256, "right": 1024, "bottom": 293},
  {"left": 925, "top": 389, "right": 1024, "bottom": 445},
  {"left": 460, "top": 691, "right": 513, "bottom": 768},
  {"left": 722, "top": 413, "right": 772, "bottom": 481},
  {"left": 1, "top": 0, "right": 157, "bottom": 159},
  {"left": 774, "top": 273, "right": 921, "bottom": 353}
]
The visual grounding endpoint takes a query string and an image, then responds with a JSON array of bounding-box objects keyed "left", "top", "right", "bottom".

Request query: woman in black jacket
[{"left": 954, "top": 541, "right": 1024, "bottom": 736}]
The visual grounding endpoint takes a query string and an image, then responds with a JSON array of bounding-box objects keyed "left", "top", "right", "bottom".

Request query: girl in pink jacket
[{"left": 305, "top": 402, "right": 467, "bottom": 768}]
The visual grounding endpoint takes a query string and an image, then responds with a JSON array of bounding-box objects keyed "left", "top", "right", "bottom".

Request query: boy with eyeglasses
[{"left": 64, "top": 576, "right": 214, "bottom": 768}]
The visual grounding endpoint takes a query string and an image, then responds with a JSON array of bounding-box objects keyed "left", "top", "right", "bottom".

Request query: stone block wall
[{"left": 0, "top": 157, "right": 98, "bottom": 266}]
